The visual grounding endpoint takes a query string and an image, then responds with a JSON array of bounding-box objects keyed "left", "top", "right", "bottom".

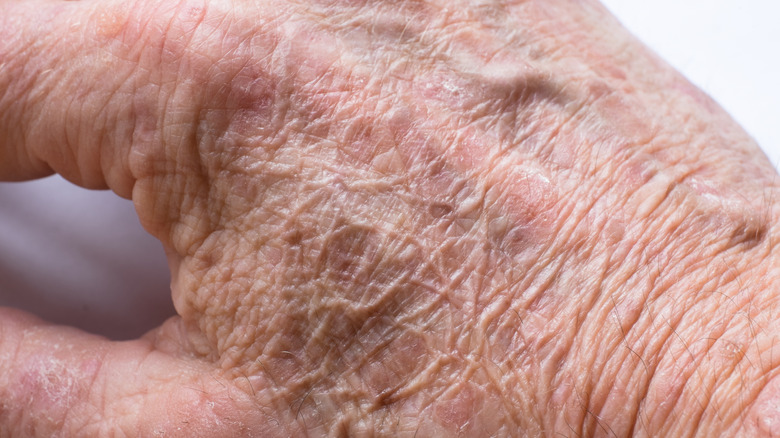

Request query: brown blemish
[
  {"left": 320, "top": 222, "right": 380, "bottom": 284},
  {"left": 429, "top": 202, "right": 454, "bottom": 218},
  {"left": 283, "top": 230, "right": 304, "bottom": 246},
  {"left": 727, "top": 218, "right": 767, "bottom": 250}
]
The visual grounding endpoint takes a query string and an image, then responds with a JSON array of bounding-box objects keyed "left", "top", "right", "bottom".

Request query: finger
[
  {"left": 1, "top": 0, "right": 119, "bottom": 189},
  {"left": 0, "top": 307, "right": 281, "bottom": 437},
  {"left": 0, "top": 0, "right": 198, "bottom": 197}
]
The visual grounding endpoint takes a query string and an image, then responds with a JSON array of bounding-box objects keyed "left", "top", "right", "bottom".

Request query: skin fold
[{"left": 1, "top": 0, "right": 779, "bottom": 436}]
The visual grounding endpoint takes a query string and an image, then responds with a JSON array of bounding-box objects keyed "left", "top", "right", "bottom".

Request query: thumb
[
  {"left": 0, "top": 308, "right": 272, "bottom": 436},
  {"left": 0, "top": 3, "right": 283, "bottom": 432}
]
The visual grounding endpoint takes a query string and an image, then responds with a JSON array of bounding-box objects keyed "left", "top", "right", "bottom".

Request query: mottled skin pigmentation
[{"left": 2, "top": 0, "right": 780, "bottom": 436}]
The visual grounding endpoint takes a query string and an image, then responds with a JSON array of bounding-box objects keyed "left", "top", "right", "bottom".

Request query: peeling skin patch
[{"left": 10, "top": 353, "right": 93, "bottom": 433}]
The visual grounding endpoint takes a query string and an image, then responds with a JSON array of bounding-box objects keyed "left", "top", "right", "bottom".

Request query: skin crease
[{"left": 1, "top": 0, "right": 780, "bottom": 436}]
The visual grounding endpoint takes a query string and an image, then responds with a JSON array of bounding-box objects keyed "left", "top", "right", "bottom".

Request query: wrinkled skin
[{"left": 1, "top": 0, "right": 779, "bottom": 436}]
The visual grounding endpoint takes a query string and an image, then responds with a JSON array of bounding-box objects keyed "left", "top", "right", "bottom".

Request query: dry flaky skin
[{"left": 1, "top": 0, "right": 780, "bottom": 436}]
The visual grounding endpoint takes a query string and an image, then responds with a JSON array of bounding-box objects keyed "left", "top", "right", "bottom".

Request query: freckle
[
  {"left": 727, "top": 219, "right": 767, "bottom": 249},
  {"left": 283, "top": 230, "right": 303, "bottom": 245},
  {"left": 429, "top": 203, "right": 453, "bottom": 218}
]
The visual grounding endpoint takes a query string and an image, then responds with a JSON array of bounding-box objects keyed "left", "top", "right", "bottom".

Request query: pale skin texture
[{"left": 1, "top": 0, "right": 780, "bottom": 436}]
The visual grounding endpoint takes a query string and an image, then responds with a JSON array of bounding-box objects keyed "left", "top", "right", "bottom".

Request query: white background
[
  {"left": 601, "top": 0, "right": 780, "bottom": 166},
  {"left": 1, "top": 2, "right": 778, "bottom": 339}
]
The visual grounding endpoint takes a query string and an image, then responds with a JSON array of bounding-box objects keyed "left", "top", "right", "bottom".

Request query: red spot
[{"left": 435, "top": 385, "right": 480, "bottom": 432}]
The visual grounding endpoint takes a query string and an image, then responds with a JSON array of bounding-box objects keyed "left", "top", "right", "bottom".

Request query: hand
[{"left": 1, "top": 0, "right": 778, "bottom": 435}]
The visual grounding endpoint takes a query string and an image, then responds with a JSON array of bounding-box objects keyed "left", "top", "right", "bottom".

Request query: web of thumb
[{"left": 0, "top": 307, "right": 271, "bottom": 436}]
